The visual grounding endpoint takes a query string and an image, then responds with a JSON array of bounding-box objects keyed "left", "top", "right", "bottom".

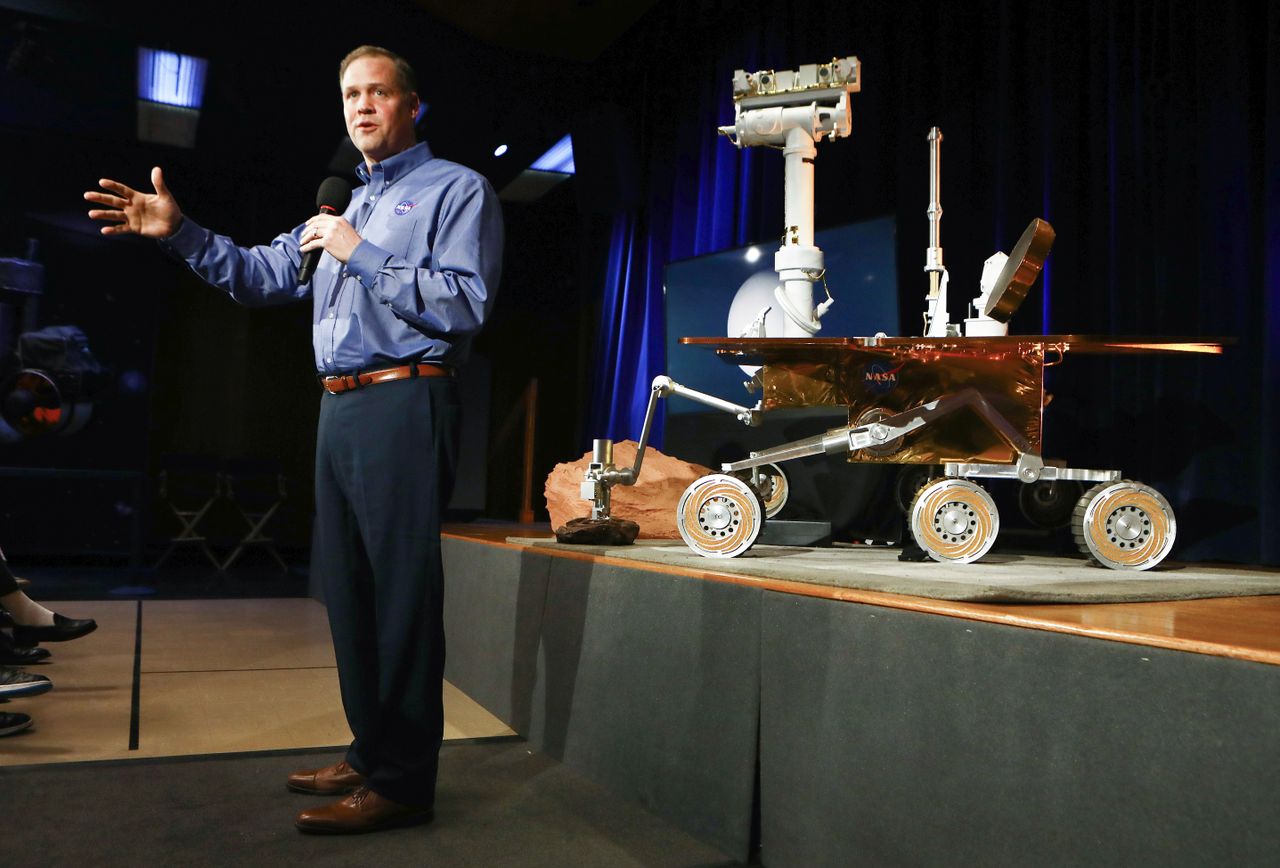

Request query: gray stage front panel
[
  {"left": 530, "top": 556, "right": 761, "bottom": 863},
  {"left": 758, "top": 592, "right": 1280, "bottom": 868},
  {"left": 443, "top": 539, "right": 551, "bottom": 732}
]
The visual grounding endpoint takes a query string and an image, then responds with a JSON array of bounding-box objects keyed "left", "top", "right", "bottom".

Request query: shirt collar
[{"left": 354, "top": 141, "right": 433, "bottom": 186}]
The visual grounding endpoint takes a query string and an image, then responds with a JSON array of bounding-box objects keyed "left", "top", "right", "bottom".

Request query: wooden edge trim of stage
[{"left": 442, "top": 529, "right": 1280, "bottom": 668}]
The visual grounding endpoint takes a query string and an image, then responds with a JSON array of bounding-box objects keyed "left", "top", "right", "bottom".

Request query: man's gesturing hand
[{"left": 84, "top": 167, "right": 183, "bottom": 239}]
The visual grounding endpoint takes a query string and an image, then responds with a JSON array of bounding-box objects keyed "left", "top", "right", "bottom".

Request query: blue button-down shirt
[{"left": 160, "top": 142, "right": 503, "bottom": 374}]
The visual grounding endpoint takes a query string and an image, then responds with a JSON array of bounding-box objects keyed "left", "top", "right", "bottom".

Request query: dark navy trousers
[{"left": 312, "top": 375, "right": 461, "bottom": 807}]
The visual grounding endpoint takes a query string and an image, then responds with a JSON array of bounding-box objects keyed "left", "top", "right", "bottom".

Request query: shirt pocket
[{"left": 374, "top": 220, "right": 421, "bottom": 261}]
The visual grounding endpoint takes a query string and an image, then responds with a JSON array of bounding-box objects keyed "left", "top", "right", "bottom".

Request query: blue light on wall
[
  {"left": 530, "top": 135, "right": 575, "bottom": 174},
  {"left": 137, "top": 48, "right": 208, "bottom": 109}
]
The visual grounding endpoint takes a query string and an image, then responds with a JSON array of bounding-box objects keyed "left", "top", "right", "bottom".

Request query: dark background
[{"left": 0, "top": 0, "right": 1274, "bottom": 565}]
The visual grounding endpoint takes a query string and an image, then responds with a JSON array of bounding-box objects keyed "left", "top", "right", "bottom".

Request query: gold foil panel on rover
[
  {"left": 759, "top": 350, "right": 847, "bottom": 408},
  {"left": 848, "top": 344, "right": 1043, "bottom": 465},
  {"left": 752, "top": 341, "right": 1045, "bottom": 466},
  {"left": 685, "top": 335, "right": 1226, "bottom": 468}
]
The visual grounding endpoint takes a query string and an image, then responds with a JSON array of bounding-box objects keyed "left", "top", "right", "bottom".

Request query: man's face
[{"left": 341, "top": 55, "right": 419, "bottom": 165}]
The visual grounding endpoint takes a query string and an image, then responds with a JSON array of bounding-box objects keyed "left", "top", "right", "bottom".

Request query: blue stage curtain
[
  {"left": 586, "top": 211, "right": 661, "bottom": 444},
  {"left": 586, "top": 39, "right": 764, "bottom": 447},
  {"left": 1020, "top": 0, "right": 1279, "bottom": 565}
]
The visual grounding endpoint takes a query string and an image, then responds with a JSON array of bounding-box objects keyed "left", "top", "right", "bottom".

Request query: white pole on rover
[
  {"left": 773, "top": 123, "right": 825, "bottom": 336},
  {"left": 923, "top": 126, "right": 951, "bottom": 337}
]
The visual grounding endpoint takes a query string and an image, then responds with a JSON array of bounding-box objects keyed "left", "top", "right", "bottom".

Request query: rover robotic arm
[{"left": 580, "top": 375, "right": 766, "bottom": 522}]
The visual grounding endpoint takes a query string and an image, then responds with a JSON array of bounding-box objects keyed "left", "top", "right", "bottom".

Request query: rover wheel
[
  {"left": 677, "top": 474, "right": 763, "bottom": 558},
  {"left": 910, "top": 478, "right": 1000, "bottom": 564},
  {"left": 894, "top": 464, "right": 942, "bottom": 514},
  {"left": 1072, "top": 480, "right": 1175, "bottom": 570},
  {"left": 733, "top": 463, "right": 790, "bottom": 519}
]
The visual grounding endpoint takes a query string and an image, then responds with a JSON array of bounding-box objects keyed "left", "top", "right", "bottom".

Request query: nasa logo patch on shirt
[{"left": 394, "top": 200, "right": 416, "bottom": 215}]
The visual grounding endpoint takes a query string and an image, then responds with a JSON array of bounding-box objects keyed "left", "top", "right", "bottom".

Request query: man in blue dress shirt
[{"left": 86, "top": 45, "right": 503, "bottom": 834}]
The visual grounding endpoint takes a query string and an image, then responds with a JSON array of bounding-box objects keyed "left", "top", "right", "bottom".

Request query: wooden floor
[
  {"left": 0, "top": 598, "right": 514, "bottom": 766},
  {"left": 448, "top": 522, "right": 1280, "bottom": 667}
]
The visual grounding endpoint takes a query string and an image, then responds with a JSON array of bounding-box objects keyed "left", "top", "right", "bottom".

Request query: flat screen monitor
[{"left": 663, "top": 216, "right": 900, "bottom": 411}]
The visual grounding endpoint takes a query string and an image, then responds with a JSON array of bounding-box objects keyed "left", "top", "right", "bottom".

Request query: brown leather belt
[{"left": 320, "top": 363, "right": 453, "bottom": 394}]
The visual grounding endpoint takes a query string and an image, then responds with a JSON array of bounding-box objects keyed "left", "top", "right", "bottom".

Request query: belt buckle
[{"left": 323, "top": 374, "right": 347, "bottom": 393}]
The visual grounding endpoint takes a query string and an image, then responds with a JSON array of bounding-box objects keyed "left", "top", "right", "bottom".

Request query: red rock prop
[{"left": 545, "top": 440, "right": 712, "bottom": 539}]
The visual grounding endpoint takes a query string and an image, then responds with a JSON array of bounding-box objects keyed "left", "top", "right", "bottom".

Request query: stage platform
[{"left": 442, "top": 522, "right": 1280, "bottom": 867}]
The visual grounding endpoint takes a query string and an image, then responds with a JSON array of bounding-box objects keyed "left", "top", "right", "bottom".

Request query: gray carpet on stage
[
  {"left": 0, "top": 741, "right": 737, "bottom": 868},
  {"left": 509, "top": 538, "right": 1280, "bottom": 603}
]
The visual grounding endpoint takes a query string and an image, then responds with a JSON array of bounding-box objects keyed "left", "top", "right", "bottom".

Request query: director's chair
[
  {"left": 155, "top": 453, "right": 223, "bottom": 569},
  {"left": 221, "top": 457, "right": 288, "bottom": 571}
]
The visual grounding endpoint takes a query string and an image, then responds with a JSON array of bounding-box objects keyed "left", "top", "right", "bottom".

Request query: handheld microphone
[{"left": 298, "top": 176, "right": 352, "bottom": 285}]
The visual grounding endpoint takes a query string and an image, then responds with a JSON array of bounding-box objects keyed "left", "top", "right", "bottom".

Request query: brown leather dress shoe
[
  {"left": 286, "top": 759, "right": 366, "bottom": 795},
  {"left": 295, "top": 785, "right": 433, "bottom": 834}
]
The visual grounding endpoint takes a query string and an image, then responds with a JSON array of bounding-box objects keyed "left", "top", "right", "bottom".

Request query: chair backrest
[
  {"left": 158, "top": 453, "right": 223, "bottom": 503},
  {"left": 222, "top": 456, "right": 286, "bottom": 509}
]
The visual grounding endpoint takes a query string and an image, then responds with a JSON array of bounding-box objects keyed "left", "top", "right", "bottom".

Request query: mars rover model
[{"left": 579, "top": 57, "right": 1220, "bottom": 570}]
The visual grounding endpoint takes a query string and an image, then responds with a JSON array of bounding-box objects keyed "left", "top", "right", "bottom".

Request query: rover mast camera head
[{"left": 719, "top": 56, "right": 861, "bottom": 147}]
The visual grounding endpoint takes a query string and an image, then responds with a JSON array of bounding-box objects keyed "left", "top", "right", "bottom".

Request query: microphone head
[{"left": 316, "top": 176, "right": 352, "bottom": 213}]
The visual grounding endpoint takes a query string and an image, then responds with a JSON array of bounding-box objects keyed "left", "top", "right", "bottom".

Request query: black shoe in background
[
  {"left": 0, "top": 667, "right": 52, "bottom": 698},
  {"left": 0, "top": 710, "right": 33, "bottom": 736},
  {"left": 12, "top": 613, "right": 97, "bottom": 646},
  {"left": 0, "top": 630, "right": 51, "bottom": 665}
]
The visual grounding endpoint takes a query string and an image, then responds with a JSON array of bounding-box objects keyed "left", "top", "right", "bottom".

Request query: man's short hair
[{"left": 338, "top": 45, "right": 418, "bottom": 96}]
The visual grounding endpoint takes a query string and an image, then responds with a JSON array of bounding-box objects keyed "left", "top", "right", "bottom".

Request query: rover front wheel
[{"left": 677, "top": 474, "right": 763, "bottom": 558}]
